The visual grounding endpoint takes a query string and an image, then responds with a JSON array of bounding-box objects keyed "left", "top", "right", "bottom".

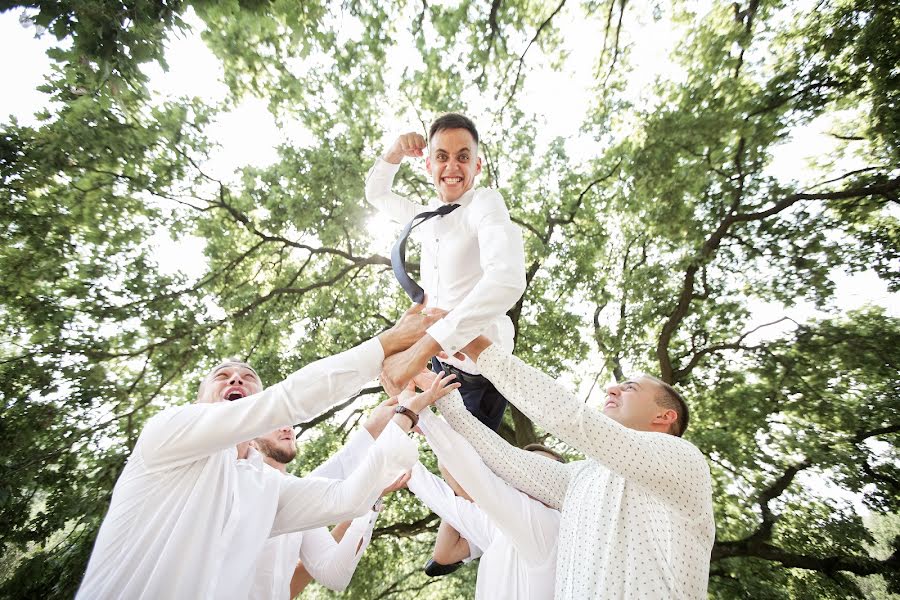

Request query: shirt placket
[{"left": 431, "top": 220, "right": 442, "bottom": 307}]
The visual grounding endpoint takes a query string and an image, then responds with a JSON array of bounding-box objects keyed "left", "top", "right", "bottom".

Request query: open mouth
[{"left": 224, "top": 388, "right": 246, "bottom": 401}]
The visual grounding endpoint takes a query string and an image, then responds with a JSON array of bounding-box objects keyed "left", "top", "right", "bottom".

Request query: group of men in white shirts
[{"left": 77, "top": 113, "right": 715, "bottom": 599}]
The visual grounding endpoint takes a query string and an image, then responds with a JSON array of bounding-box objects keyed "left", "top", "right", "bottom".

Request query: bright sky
[{"left": 4, "top": 4, "right": 894, "bottom": 341}]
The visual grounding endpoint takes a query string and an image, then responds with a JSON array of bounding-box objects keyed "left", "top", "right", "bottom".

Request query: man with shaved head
[
  {"left": 76, "top": 303, "right": 457, "bottom": 599},
  {"left": 428, "top": 336, "right": 715, "bottom": 599}
]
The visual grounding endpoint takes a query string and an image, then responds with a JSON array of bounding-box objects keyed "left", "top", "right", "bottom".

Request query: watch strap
[{"left": 393, "top": 405, "right": 419, "bottom": 428}]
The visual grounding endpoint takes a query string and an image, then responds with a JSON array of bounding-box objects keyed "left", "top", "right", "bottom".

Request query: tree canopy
[{"left": 1, "top": 0, "right": 898, "bottom": 598}]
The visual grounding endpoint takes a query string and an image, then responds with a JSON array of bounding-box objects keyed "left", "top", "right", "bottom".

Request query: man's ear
[
  {"left": 425, "top": 156, "right": 432, "bottom": 172},
  {"left": 475, "top": 156, "right": 482, "bottom": 176},
  {"left": 653, "top": 409, "right": 678, "bottom": 428}
]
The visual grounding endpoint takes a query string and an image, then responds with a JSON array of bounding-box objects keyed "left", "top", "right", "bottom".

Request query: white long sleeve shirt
[
  {"left": 77, "top": 338, "right": 417, "bottom": 600},
  {"left": 436, "top": 346, "right": 715, "bottom": 600},
  {"left": 409, "top": 409, "right": 560, "bottom": 600},
  {"left": 249, "top": 428, "right": 379, "bottom": 599},
  {"left": 365, "top": 158, "right": 526, "bottom": 373}
]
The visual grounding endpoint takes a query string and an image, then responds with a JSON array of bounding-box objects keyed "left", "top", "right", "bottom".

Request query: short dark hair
[
  {"left": 429, "top": 113, "right": 479, "bottom": 146},
  {"left": 643, "top": 375, "right": 690, "bottom": 437},
  {"left": 523, "top": 443, "right": 566, "bottom": 463}
]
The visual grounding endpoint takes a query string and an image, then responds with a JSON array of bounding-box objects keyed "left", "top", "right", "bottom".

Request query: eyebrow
[
  {"left": 622, "top": 380, "right": 641, "bottom": 388},
  {"left": 433, "top": 147, "right": 473, "bottom": 154},
  {"left": 212, "top": 365, "right": 257, "bottom": 377}
]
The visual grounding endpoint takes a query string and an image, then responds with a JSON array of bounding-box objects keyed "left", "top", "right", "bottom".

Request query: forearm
[
  {"left": 289, "top": 562, "right": 313, "bottom": 598},
  {"left": 434, "top": 391, "right": 569, "bottom": 509},
  {"left": 477, "top": 345, "right": 712, "bottom": 510},
  {"left": 433, "top": 521, "right": 471, "bottom": 564},
  {"left": 407, "top": 463, "right": 494, "bottom": 551},
  {"left": 271, "top": 423, "right": 416, "bottom": 536},
  {"left": 364, "top": 158, "right": 419, "bottom": 224},
  {"left": 140, "top": 338, "right": 383, "bottom": 467}
]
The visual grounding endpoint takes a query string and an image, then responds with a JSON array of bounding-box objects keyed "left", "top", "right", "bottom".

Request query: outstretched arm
[
  {"left": 471, "top": 343, "right": 712, "bottom": 515},
  {"left": 309, "top": 396, "right": 401, "bottom": 480},
  {"left": 270, "top": 422, "right": 417, "bottom": 536},
  {"left": 419, "top": 409, "right": 560, "bottom": 564},
  {"left": 139, "top": 302, "right": 441, "bottom": 469},
  {"left": 407, "top": 462, "right": 494, "bottom": 556},
  {"left": 432, "top": 388, "right": 573, "bottom": 510}
]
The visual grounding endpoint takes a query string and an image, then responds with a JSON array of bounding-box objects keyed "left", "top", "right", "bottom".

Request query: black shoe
[{"left": 424, "top": 558, "right": 463, "bottom": 577}]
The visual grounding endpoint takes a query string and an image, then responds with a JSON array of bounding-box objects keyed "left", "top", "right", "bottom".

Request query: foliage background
[{"left": 1, "top": 0, "right": 898, "bottom": 598}]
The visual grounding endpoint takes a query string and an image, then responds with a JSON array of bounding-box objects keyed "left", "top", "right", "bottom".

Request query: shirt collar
[{"left": 431, "top": 186, "right": 477, "bottom": 209}]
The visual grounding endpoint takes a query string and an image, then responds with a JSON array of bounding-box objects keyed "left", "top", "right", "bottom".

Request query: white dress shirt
[
  {"left": 408, "top": 408, "right": 559, "bottom": 599},
  {"left": 77, "top": 338, "right": 417, "bottom": 600},
  {"left": 365, "top": 158, "right": 526, "bottom": 373},
  {"left": 249, "top": 429, "right": 379, "bottom": 599},
  {"left": 436, "top": 346, "right": 715, "bottom": 600}
]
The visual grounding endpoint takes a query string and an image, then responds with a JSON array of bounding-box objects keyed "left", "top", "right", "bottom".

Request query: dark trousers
[{"left": 430, "top": 357, "right": 507, "bottom": 431}]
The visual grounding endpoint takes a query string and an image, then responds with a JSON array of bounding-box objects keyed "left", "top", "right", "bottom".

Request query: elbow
[
  {"left": 320, "top": 575, "right": 352, "bottom": 593},
  {"left": 319, "top": 577, "right": 350, "bottom": 594}
]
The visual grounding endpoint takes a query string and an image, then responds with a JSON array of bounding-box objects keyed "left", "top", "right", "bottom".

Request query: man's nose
[{"left": 229, "top": 375, "right": 243, "bottom": 385}]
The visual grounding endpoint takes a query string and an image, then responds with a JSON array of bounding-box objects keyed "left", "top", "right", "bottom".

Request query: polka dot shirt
[{"left": 436, "top": 345, "right": 715, "bottom": 599}]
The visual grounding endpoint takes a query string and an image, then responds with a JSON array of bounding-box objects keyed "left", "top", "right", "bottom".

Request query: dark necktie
[{"left": 391, "top": 203, "right": 461, "bottom": 303}]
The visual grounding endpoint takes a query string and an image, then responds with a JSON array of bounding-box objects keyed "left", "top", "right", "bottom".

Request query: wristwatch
[{"left": 393, "top": 405, "right": 419, "bottom": 428}]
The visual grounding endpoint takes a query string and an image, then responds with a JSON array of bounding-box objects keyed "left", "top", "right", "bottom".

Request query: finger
[
  {"left": 429, "top": 371, "right": 446, "bottom": 391},
  {"left": 383, "top": 396, "right": 399, "bottom": 406},
  {"left": 403, "top": 301, "right": 426, "bottom": 317},
  {"left": 435, "top": 382, "right": 461, "bottom": 399}
]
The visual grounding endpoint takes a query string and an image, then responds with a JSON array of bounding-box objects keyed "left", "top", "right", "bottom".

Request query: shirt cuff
[{"left": 426, "top": 318, "right": 472, "bottom": 356}]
